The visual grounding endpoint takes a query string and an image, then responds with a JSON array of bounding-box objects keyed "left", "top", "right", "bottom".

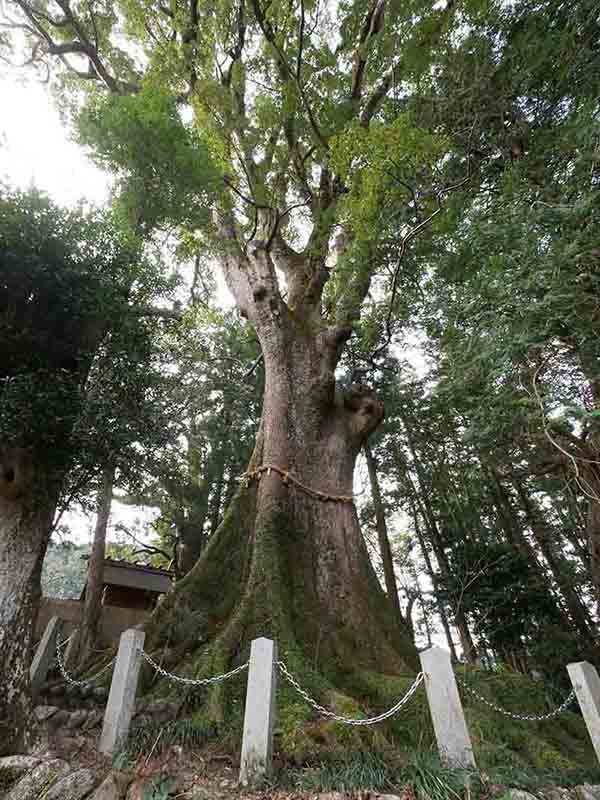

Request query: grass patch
[
  {"left": 280, "top": 750, "right": 397, "bottom": 793},
  {"left": 280, "top": 751, "right": 478, "bottom": 798},
  {"left": 484, "top": 764, "right": 600, "bottom": 790},
  {"left": 281, "top": 750, "right": 600, "bottom": 797}
]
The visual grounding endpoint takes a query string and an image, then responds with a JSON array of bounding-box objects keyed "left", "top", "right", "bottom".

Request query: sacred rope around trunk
[{"left": 243, "top": 463, "right": 354, "bottom": 504}]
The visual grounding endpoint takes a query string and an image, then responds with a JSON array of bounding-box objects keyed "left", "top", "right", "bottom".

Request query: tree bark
[
  {"left": 78, "top": 465, "right": 114, "bottom": 667},
  {"left": 147, "top": 274, "right": 418, "bottom": 685},
  {"left": 208, "top": 461, "right": 225, "bottom": 537},
  {"left": 363, "top": 441, "right": 406, "bottom": 631},
  {"left": 0, "top": 449, "right": 58, "bottom": 755}
]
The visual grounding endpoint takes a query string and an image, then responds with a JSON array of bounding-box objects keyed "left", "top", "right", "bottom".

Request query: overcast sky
[{"left": 0, "top": 75, "right": 109, "bottom": 205}]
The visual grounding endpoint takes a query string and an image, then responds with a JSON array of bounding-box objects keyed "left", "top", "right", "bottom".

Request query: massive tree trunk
[
  {"left": 77, "top": 466, "right": 114, "bottom": 667},
  {"left": 149, "top": 341, "right": 416, "bottom": 676},
  {"left": 147, "top": 246, "right": 418, "bottom": 702},
  {"left": 0, "top": 450, "right": 58, "bottom": 755}
]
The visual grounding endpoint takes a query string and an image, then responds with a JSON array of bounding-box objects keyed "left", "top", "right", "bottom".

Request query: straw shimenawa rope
[{"left": 244, "top": 463, "right": 354, "bottom": 504}]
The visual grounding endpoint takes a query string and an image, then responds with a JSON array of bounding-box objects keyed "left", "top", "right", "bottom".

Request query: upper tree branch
[
  {"left": 249, "top": 0, "right": 328, "bottom": 151},
  {"left": 12, "top": 0, "right": 139, "bottom": 94},
  {"left": 351, "top": 0, "right": 385, "bottom": 102},
  {"left": 358, "top": 0, "right": 456, "bottom": 127}
]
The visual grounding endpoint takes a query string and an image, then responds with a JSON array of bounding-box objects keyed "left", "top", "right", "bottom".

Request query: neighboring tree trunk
[
  {"left": 174, "top": 427, "right": 210, "bottom": 576},
  {"left": 175, "top": 507, "right": 208, "bottom": 576},
  {"left": 552, "top": 487, "right": 589, "bottom": 565},
  {"left": 405, "top": 488, "right": 458, "bottom": 661},
  {"left": 77, "top": 466, "right": 115, "bottom": 667},
  {"left": 0, "top": 450, "right": 59, "bottom": 754},
  {"left": 146, "top": 288, "right": 418, "bottom": 689},
  {"left": 363, "top": 441, "right": 406, "bottom": 631},
  {"left": 208, "top": 461, "right": 225, "bottom": 537},
  {"left": 397, "top": 429, "right": 478, "bottom": 663},
  {"left": 514, "top": 479, "right": 596, "bottom": 642}
]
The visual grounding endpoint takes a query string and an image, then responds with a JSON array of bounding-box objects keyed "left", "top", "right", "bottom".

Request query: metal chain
[
  {"left": 139, "top": 649, "right": 249, "bottom": 686},
  {"left": 277, "top": 661, "right": 424, "bottom": 726},
  {"left": 459, "top": 679, "right": 576, "bottom": 721},
  {"left": 56, "top": 638, "right": 115, "bottom": 690}
]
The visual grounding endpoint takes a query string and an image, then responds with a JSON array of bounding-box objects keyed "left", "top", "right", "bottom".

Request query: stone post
[
  {"left": 99, "top": 628, "right": 145, "bottom": 755},
  {"left": 30, "top": 616, "right": 62, "bottom": 697},
  {"left": 239, "top": 637, "right": 278, "bottom": 785},
  {"left": 567, "top": 661, "right": 600, "bottom": 764},
  {"left": 63, "top": 627, "right": 80, "bottom": 669},
  {"left": 420, "top": 646, "right": 477, "bottom": 769}
]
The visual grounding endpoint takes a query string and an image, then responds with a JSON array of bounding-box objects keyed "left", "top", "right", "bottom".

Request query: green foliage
[
  {"left": 284, "top": 750, "right": 395, "bottom": 793},
  {"left": 141, "top": 776, "right": 176, "bottom": 800},
  {"left": 331, "top": 115, "right": 447, "bottom": 242},
  {"left": 0, "top": 186, "right": 137, "bottom": 469},
  {"left": 78, "top": 85, "right": 221, "bottom": 232}
]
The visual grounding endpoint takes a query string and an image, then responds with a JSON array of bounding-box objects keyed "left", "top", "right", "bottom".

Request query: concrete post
[
  {"left": 239, "top": 637, "right": 278, "bottom": 785},
  {"left": 63, "top": 628, "right": 80, "bottom": 669},
  {"left": 420, "top": 646, "right": 477, "bottom": 769},
  {"left": 30, "top": 616, "right": 62, "bottom": 697},
  {"left": 567, "top": 661, "right": 600, "bottom": 764},
  {"left": 99, "top": 628, "right": 145, "bottom": 755}
]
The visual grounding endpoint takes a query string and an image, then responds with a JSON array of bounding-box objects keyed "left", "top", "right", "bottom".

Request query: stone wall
[{"left": 35, "top": 598, "right": 149, "bottom": 647}]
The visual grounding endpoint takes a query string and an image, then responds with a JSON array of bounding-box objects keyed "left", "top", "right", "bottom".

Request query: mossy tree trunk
[
  {"left": 0, "top": 449, "right": 59, "bottom": 755},
  {"left": 147, "top": 242, "right": 418, "bottom": 695}
]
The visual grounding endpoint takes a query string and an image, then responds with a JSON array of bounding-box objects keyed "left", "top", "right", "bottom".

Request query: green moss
[
  {"left": 460, "top": 668, "right": 597, "bottom": 770},
  {"left": 137, "top": 487, "right": 597, "bottom": 774},
  {"left": 0, "top": 768, "right": 18, "bottom": 791}
]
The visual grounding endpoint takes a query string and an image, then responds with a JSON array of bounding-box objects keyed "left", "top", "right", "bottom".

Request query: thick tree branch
[
  {"left": 351, "top": 0, "right": 385, "bottom": 102},
  {"left": 12, "top": 0, "right": 139, "bottom": 94}
]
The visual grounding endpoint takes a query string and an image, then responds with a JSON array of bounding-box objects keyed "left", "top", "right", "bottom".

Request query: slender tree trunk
[
  {"left": 398, "top": 428, "right": 478, "bottom": 663},
  {"left": 586, "top": 483, "right": 600, "bottom": 621},
  {"left": 552, "top": 490, "right": 589, "bottom": 565},
  {"left": 208, "top": 461, "right": 225, "bottom": 537},
  {"left": 0, "top": 449, "right": 58, "bottom": 755},
  {"left": 396, "top": 450, "right": 458, "bottom": 659},
  {"left": 176, "top": 426, "right": 210, "bottom": 576},
  {"left": 420, "top": 592, "right": 433, "bottom": 649},
  {"left": 77, "top": 466, "right": 114, "bottom": 667},
  {"left": 515, "top": 479, "right": 596, "bottom": 642},
  {"left": 410, "top": 497, "right": 458, "bottom": 661},
  {"left": 176, "top": 510, "right": 208, "bottom": 576},
  {"left": 404, "top": 592, "right": 417, "bottom": 640},
  {"left": 363, "top": 441, "right": 405, "bottom": 630}
]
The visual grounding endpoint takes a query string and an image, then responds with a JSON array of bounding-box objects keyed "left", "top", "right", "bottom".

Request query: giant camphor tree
[
  {"left": 0, "top": 0, "right": 464, "bottom": 686},
  {"left": 3, "top": 0, "right": 600, "bottom": 766}
]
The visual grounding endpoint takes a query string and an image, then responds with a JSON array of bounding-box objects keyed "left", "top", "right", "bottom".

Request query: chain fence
[
  {"left": 55, "top": 629, "right": 579, "bottom": 728},
  {"left": 458, "top": 678, "right": 577, "bottom": 721},
  {"left": 56, "top": 636, "right": 115, "bottom": 690},
  {"left": 277, "top": 660, "right": 424, "bottom": 726},
  {"left": 137, "top": 649, "right": 576, "bottom": 725},
  {"left": 139, "top": 649, "right": 249, "bottom": 686}
]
